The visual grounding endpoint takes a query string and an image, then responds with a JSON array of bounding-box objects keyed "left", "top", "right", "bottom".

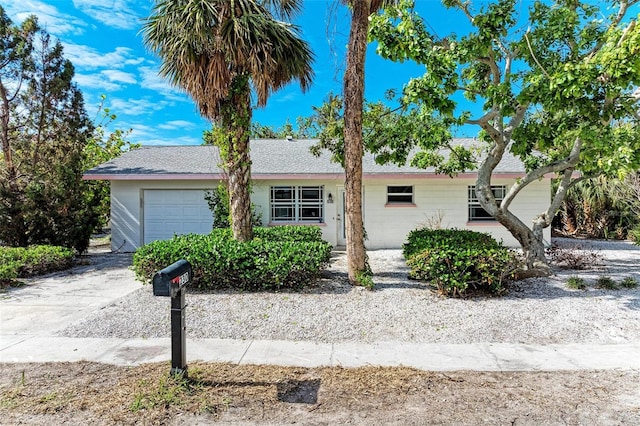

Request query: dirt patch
[{"left": 1, "top": 362, "right": 639, "bottom": 424}]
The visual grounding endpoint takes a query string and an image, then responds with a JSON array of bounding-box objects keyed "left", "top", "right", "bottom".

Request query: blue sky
[{"left": 4, "top": 0, "right": 517, "bottom": 146}]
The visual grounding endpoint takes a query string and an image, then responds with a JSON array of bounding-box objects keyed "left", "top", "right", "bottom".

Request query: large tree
[
  {"left": 367, "top": 0, "right": 640, "bottom": 275},
  {"left": 0, "top": 8, "right": 38, "bottom": 244},
  {"left": 0, "top": 9, "right": 107, "bottom": 252},
  {"left": 342, "top": 0, "right": 397, "bottom": 286},
  {"left": 142, "top": 0, "right": 314, "bottom": 242}
]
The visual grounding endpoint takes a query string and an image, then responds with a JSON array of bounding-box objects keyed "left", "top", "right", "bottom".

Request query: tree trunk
[
  {"left": 0, "top": 79, "right": 15, "bottom": 177},
  {"left": 0, "top": 78, "right": 28, "bottom": 247},
  {"left": 220, "top": 78, "right": 253, "bottom": 242},
  {"left": 476, "top": 179, "right": 551, "bottom": 277},
  {"left": 343, "top": 0, "right": 370, "bottom": 284}
]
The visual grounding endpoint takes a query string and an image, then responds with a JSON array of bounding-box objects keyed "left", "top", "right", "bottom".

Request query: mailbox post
[{"left": 152, "top": 259, "right": 192, "bottom": 377}]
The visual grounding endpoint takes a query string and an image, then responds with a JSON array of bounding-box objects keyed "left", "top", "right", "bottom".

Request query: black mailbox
[
  {"left": 152, "top": 259, "right": 192, "bottom": 377},
  {"left": 153, "top": 259, "right": 192, "bottom": 298}
]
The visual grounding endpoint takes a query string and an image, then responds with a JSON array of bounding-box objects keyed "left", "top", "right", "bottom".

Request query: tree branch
[
  {"left": 466, "top": 107, "right": 499, "bottom": 126},
  {"left": 504, "top": 103, "right": 528, "bottom": 137},
  {"left": 584, "top": 0, "right": 637, "bottom": 60},
  {"left": 501, "top": 137, "right": 583, "bottom": 210},
  {"left": 478, "top": 56, "right": 501, "bottom": 84},
  {"left": 454, "top": 0, "right": 476, "bottom": 25},
  {"left": 524, "top": 30, "right": 551, "bottom": 78}
]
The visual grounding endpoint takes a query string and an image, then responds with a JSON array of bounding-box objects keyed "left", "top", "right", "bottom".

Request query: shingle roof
[{"left": 84, "top": 138, "right": 527, "bottom": 180}]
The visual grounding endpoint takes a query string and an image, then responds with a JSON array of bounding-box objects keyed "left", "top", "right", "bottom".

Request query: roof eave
[{"left": 84, "top": 171, "right": 534, "bottom": 181}]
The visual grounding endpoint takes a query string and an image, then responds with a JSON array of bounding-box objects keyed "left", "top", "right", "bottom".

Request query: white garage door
[{"left": 143, "top": 190, "right": 213, "bottom": 244}]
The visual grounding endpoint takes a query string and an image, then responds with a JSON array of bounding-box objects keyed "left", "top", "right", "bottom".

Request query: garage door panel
[
  {"left": 143, "top": 190, "right": 213, "bottom": 244},
  {"left": 182, "top": 192, "right": 204, "bottom": 202},
  {"left": 183, "top": 206, "right": 204, "bottom": 217}
]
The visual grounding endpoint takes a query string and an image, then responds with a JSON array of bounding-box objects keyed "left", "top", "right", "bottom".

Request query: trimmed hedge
[
  {"left": 403, "top": 228, "right": 517, "bottom": 297},
  {"left": 132, "top": 226, "right": 333, "bottom": 291},
  {"left": 0, "top": 245, "right": 75, "bottom": 285}
]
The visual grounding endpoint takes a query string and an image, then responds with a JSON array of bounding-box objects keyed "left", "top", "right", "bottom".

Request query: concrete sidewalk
[
  {"left": 1, "top": 252, "right": 639, "bottom": 372},
  {"left": 1, "top": 336, "right": 640, "bottom": 371}
]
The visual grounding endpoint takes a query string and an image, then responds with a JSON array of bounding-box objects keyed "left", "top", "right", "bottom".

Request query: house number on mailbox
[{"left": 171, "top": 272, "right": 189, "bottom": 286}]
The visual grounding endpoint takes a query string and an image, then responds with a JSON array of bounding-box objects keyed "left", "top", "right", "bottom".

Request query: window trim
[
  {"left": 468, "top": 185, "right": 506, "bottom": 222},
  {"left": 270, "top": 185, "right": 324, "bottom": 223},
  {"left": 386, "top": 185, "right": 414, "bottom": 205}
]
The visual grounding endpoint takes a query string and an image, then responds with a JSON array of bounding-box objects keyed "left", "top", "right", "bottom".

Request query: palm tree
[
  {"left": 142, "top": 0, "right": 314, "bottom": 241},
  {"left": 343, "top": 0, "right": 396, "bottom": 284}
]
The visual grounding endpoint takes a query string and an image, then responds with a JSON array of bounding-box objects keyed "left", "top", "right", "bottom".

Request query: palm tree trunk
[
  {"left": 220, "top": 77, "right": 253, "bottom": 242},
  {"left": 343, "top": 0, "right": 370, "bottom": 284}
]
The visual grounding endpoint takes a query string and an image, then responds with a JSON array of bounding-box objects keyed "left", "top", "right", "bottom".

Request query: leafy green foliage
[
  {"left": 250, "top": 118, "right": 319, "bottom": 139},
  {"left": 620, "top": 277, "right": 638, "bottom": 289},
  {"left": 367, "top": 0, "right": 640, "bottom": 269},
  {"left": 566, "top": 276, "right": 586, "bottom": 290},
  {"left": 0, "top": 11, "right": 131, "bottom": 252},
  {"left": 555, "top": 175, "right": 640, "bottom": 240},
  {"left": 0, "top": 245, "right": 74, "bottom": 285},
  {"left": 205, "top": 184, "right": 231, "bottom": 229},
  {"left": 204, "top": 183, "right": 262, "bottom": 229},
  {"left": 595, "top": 276, "right": 618, "bottom": 290},
  {"left": 631, "top": 225, "right": 640, "bottom": 245},
  {"left": 132, "top": 226, "right": 332, "bottom": 291},
  {"left": 306, "top": 93, "right": 467, "bottom": 174},
  {"left": 403, "top": 228, "right": 516, "bottom": 296}
]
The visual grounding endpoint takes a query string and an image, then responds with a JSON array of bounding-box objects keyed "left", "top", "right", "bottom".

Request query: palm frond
[{"left": 141, "top": 0, "right": 313, "bottom": 120}]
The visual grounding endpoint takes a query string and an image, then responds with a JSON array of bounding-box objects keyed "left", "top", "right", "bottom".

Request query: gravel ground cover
[{"left": 60, "top": 238, "right": 640, "bottom": 345}]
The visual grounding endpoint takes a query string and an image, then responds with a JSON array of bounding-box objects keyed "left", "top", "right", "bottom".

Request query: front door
[{"left": 337, "top": 188, "right": 346, "bottom": 246}]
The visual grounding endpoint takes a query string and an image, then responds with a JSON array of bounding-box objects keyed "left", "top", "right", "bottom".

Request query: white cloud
[
  {"left": 125, "top": 57, "right": 145, "bottom": 66},
  {"left": 74, "top": 72, "right": 123, "bottom": 92},
  {"left": 158, "top": 120, "right": 197, "bottom": 130},
  {"left": 125, "top": 123, "right": 202, "bottom": 146},
  {"left": 138, "top": 66, "right": 175, "bottom": 92},
  {"left": 107, "top": 97, "right": 168, "bottom": 116},
  {"left": 141, "top": 135, "right": 202, "bottom": 146},
  {"left": 5, "top": 0, "right": 88, "bottom": 36},
  {"left": 63, "top": 44, "right": 139, "bottom": 70},
  {"left": 101, "top": 70, "right": 137, "bottom": 84},
  {"left": 273, "top": 92, "right": 299, "bottom": 103},
  {"left": 138, "top": 65, "right": 192, "bottom": 102},
  {"left": 72, "top": 0, "right": 142, "bottom": 30}
]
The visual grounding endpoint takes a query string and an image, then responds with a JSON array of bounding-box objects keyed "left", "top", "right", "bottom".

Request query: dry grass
[{"left": 1, "top": 362, "right": 639, "bottom": 425}]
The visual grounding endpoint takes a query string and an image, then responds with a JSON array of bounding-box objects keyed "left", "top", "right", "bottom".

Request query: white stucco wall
[
  {"left": 360, "top": 177, "right": 551, "bottom": 249},
  {"left": 110, "top": 176, "right": 551, "bottom": 251}
]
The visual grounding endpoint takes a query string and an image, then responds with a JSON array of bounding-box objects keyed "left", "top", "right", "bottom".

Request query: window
[
  {"left": 271, "top": 186, "right": 324, "bottom": 222},
  {"left": 387, "top": 185, "right": 414, "bottom": 204},
  {"left": 468, "top": 185, "right": 506, "bottom": 221}
]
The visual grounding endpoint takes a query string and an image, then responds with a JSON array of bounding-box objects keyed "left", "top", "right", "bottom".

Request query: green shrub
[
  {"left": 403, "top": 228, "right": 499, "bottom": 259},
  {"left": 0, "top": 245, "right": 75, "bottom": 285},
  {"left": 595, "top": 276, "right": 618, "bottom": 290},
  {"left": 0, "top": 261, "right": 21, "bottom": 285},
  {"left": 630, "top": 225, "right": 640, "bottom": 244},
  {"left": 566, "top": 276, "right": 586, "bottom": 290},
  {"left": 620, "top": 276, "right": 638, "bottom": 289},
  {"left": 403, "top": 228, "right": 516, "bottom": 297},
  {"left": 253, "top": 226, "right": 326, "bottom": 243},
  {"left": 132, "top": 226, "right": 332, "bottom": 291}
]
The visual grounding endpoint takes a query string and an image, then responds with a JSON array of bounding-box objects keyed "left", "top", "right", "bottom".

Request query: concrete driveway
[{"left": 1, "top": 252, "right": 141, "bottom": 348}]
